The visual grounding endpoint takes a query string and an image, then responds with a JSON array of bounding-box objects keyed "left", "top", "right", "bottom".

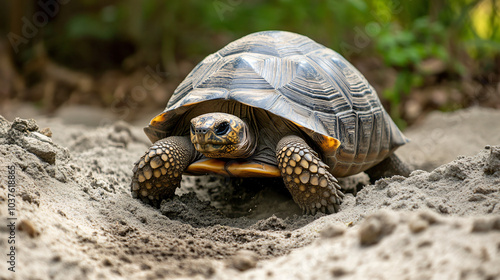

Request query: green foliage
[
  {"left": 368, "top": 0, "right": 500, "bottom": 127},
  {"left": 377, "top": 18, "right": 448, "bottom": 68},
  {"left": 375, "top": 17, "right": 450, "bottom": 127},
  {"left": 19, "top": 0, "right": 500, "bottom": 122},
  {"left": 40, "top": 1, "right": 499, "bottom": 68}
]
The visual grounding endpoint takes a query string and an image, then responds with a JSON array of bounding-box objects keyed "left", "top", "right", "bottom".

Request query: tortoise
[{"left": 130, "top": 31, "right": 410, "bottom": 214}]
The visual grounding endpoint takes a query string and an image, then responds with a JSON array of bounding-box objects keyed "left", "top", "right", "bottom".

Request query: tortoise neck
[{"left": 233, "top": 119, "right": 257, "bottom": 158}]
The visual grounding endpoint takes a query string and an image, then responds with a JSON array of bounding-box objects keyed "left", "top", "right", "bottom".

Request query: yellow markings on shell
[
  {"left": 286, "top": 150, "right": 292, "bottom": 157},
  {"left": 318, "top": 135, "right": 341, "bottom": 153},
  {"left": 150, "top": 113, "right": 167, "bottom": 126},
  {"left": 310, "top": 187, "right": 316, "bottom": 194},
  {"left": 145, "top": 182, "right": 152, "bottom": 189},
  {"left": 186, "top": 159, "right": 229, "bottom": 176},
  {"left": 299, "top": 185, "right": 306, "bottom": 192},
  {"left": 161, "top": 154, "right": 168, "bottom": 162},
  {"left": 289, "top": 160, "right": 296, "bottom": 167},
  {"left": 300, "top": 159, "right": 309, "bottom": 169},
  {"left": 286, "top": 166, "right": 293, "bottom": 175},
  {"left": 294, "top": 178, "right": 300, "bottom": 184},
  {"left": 224, "top": 160, "right": 281, "bottom": 177},
  {"left": 160, "top": 167, "right": 167, "bottom": 175},
  {"left": 294, "top": 166, "right": 302, "bottom": 175}
]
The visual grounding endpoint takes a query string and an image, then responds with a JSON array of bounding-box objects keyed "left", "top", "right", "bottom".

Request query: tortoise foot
[
  {"left": 131, "top": 136, "right": 194, "bottom": 206},
  {"left": 276, "top": 135, "right": 344, "bottom": 215}
]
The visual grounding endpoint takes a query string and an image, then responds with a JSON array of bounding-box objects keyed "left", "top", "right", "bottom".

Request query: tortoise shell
[{"left": 145, "top": 31, "right": 408, "bottom": 178}]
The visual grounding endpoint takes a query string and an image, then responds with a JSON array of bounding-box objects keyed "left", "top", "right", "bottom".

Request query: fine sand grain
[{"left": 0, "top": 107, "right": 499, "bottom": 280}]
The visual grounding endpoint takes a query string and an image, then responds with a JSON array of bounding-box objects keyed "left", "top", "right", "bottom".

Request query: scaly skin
[
  {"left": 131, "top": 136, "right": 196, "bottom": 206},
  {"left": 131, "top": 114, "right": 346, "bottom": 215},
  {"left": 276, "top": 135, "right": 344, "bottom": 214}
]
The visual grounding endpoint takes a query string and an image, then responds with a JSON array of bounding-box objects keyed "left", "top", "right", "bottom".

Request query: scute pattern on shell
[{"left": 148, "top": 31, "right": 408, "bottom": 177}]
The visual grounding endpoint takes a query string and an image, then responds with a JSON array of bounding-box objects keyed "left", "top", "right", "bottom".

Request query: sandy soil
[{"left": 0, "top": 107, "right": 499, "bottom": 280}]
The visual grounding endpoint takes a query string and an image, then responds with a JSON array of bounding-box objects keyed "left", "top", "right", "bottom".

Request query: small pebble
[
  {"left": 358, "top": 211, "right": 396, "bottom": 246},
  {"left": 409, "top": 217, "right": 429, "bottom": 233},
  {"left": 417, "top": 210, "right": 440, "bottom": 225},
  {"left": 40, "top": 127, "right": 53, "bottom": 137},
  {"left": 320, "top": 224, "right": 345, "bottom": 238},
  {"left": 359, "top": 218, "right": 382, "bottom": 245},
  {"left": 471, "top": 217, "right": 499, "bottom": 232},
  {"left": 18, "top": 220, "right": 40, "bottom": 238},
  {"left": 227, "top": 250, "right": 258, "bottom": 271}
]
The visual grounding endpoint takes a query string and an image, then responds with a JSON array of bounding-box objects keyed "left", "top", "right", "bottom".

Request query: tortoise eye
[{"left": 215, "top": 122, "right": 230, "bottom": 136}]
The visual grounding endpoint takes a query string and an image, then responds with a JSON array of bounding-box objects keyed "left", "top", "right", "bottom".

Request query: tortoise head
[{"left": 190, "top": 113, "right": 255, "bottom": 158}]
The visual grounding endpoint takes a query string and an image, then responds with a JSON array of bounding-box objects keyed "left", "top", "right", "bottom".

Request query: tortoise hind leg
[
  {"left": 364, "top": 153, "right": 412, "bottom": 184},
  {"left": 276, "top": 135, "right": 344, "bottom": 215},
  {"left": 131, "top": 136, "right": 197, "bottom": 206}
]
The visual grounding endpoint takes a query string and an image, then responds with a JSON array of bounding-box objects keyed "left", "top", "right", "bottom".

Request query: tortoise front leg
[
  {"left": 131, "top": 136, "right": 197, "bottom": 206},
  {"left": 276, "top": 135, "right": 344, "bottom": 215}
]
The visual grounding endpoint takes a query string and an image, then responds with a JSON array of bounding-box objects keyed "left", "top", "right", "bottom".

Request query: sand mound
[{"left": 0, "top": 107, "right": 499, "bottom": 279}]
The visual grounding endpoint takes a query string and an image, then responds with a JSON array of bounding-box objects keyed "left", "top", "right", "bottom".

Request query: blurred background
[{"left": 0, "top": 0, "right": 499, "bottom": 128}]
